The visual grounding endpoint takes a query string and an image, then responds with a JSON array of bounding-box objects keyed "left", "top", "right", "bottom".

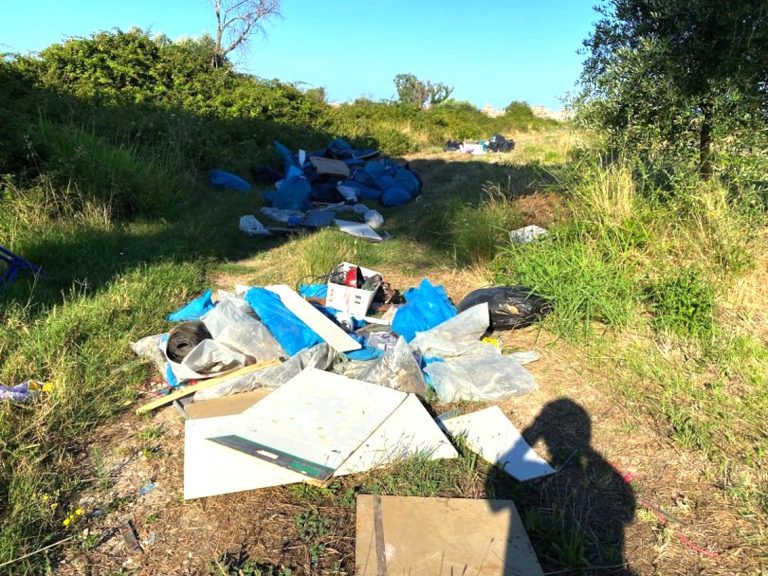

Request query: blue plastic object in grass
[
  {"left": 166, "top": 290, "right": 215, "bottom": 322},
  {"left": 0, "top": 245, "right": 43, "bottom": 290},
  {"left": 392, "top": 279, "right": 457, "bottom": 342},
  {"left": 209, "top": 169, "right": 252, "bottom": 192}
]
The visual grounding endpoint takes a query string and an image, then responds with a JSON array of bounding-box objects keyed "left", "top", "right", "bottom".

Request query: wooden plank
[
  {"left": 185, "top": 388, "right": 271, "bottom": 419},
  {"left": 355, "top": 495, "right": 544, "bottom": 576},
  {"left": 265, "top": 284, "right": 362, "bottom": 353},
  {"left": 135, "top": 358, "right": 279, "bottom": 415},
  {"left": 442, "top": 406, "right": 555, "bottom": 481}
]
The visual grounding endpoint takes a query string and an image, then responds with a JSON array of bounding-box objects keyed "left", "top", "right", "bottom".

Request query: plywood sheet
[
  {"left": 355, "top": 495, "right": 544, "bottom": 576},
  {"left": 265, "top": 284, "right": 361, "bottom": 353},
  {"left": 443, "top": 406, "right": 554, "bottom": 481},
  {"left": 186, "top": 388, "right": 271, "bottom": 419},
  {"left": 184, "top": 375, "right": 457, "bottom": 499}
]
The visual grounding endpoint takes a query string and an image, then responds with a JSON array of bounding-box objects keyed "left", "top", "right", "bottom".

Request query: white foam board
[
  {"left": 265, "top": 284, "right": 361, "bottom": 353},
  {"left": 442, "top": 406, "right": 555, "bottom": 481},
  {"left": 334, "top": 219, "right": 383, "bottom": 242}
]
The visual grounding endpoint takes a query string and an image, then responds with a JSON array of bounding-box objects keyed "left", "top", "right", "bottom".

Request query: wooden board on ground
[
  {"left": 442, "top": 406, "right": 555, "bottom": 481},
  {"left": 355, "top": 495, "right": 544, "bottom": 576},
  {"left": 309, "top": 155, "right": 350, "bottom": 177},
  {"left": 185, "top": 388, "right": 272, "bottom": 419},
  {"left": 135, "top": 358, "right": 279, "bottom": 415},
  {"left": 265, "top": 284, "right": 362, "bottom": 353},
  {"left": 183, "top": 373, "right": 456, "bottom": 499}
]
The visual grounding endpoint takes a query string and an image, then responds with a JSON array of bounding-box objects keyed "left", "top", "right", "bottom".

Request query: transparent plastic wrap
[
  {"left": 410, "top": 303, "right": 490, "bottom": 358},
  {"left": 201, "top": 296, "right": 285, "bottom": 362},
  {"left": 194, "top": 343, "right": 338, "bottom": 401},
  {"left": 130, "top": 333, "right": 167, "bottom": 374},
  {"left": 426, "top": 349, "right": 537, "bottom": 402},
  {"left": 354, "top": 337, "right": 427, "bottom": 395},
  {"left": 175, "top": 339, "right": 247, "bottom": 379}
]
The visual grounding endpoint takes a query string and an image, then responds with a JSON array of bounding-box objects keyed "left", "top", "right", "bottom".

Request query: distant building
[
  {"left": 481, "top": 104, "right": 505, "bottom": 118},
  {"left": 530, "top": 105, "right": 573, "bottom": 121}
]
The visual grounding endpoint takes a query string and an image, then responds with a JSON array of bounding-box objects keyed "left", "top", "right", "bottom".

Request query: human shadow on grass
[{"left": 486, "top": 398, "right": 638, "bottom": 576}]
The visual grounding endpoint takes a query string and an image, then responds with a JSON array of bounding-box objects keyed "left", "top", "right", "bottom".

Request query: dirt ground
[{"left": 52, "top": 266, "right": 763, "bottom": 576}]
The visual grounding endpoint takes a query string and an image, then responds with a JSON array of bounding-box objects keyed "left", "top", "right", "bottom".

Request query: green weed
[{"left": 645, "top": 269, "right": 715, "bottom": 337}]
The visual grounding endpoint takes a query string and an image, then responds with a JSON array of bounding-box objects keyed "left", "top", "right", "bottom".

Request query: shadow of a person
[{"left": 485, "top": 398, "right": 638, "bottom": 575}]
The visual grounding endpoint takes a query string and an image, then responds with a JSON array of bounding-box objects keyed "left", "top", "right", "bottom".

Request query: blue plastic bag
[
  {"left": 244, "top": 288, "right": 323, "bottom": 356},
  {"left": 274, "top": 165, "right": 312, "bottom": 211},
  {"left": 209, "top": 170, "right": 252, "bottom": 193},
  {"left": 381, "top": 186, "right": 412, "bottom": 207},
  {"left": 167, "top": 290, "right": 215, "bottom": 322},
  {"left": 392, "top": 279, "right": 457, "bottom": 342},
  {"left": 395, "top": 168, "right": 421, "bottom": 198}
]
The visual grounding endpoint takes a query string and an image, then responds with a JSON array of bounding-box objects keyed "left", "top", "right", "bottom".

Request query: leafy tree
[
  {"left": 211, "top": 0, "right": 281, "bottom": 67},
  {"left": 394, "top": 73, "right": 454, "bottom": 108},
  {"left": 579, "top": 0, "right": 768, "bottom": 178}
]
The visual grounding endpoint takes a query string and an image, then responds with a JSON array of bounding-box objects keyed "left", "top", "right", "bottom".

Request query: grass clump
[{"left": 645, "top": 269, "right": 715, "bottom": 337}]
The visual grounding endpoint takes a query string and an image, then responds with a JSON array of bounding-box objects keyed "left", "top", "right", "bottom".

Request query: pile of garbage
[
  {"left": 443, "top": 134, "right": 515, "bottom": 155},
  {"left": 217, "top": 139, "right": 424, "bottom": 241}
]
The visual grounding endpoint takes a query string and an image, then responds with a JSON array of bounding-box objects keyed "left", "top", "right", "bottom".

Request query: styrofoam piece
[
  {"left": 184, "top": 373, "right": 456, "bottom": 499},
  {"left": 265, "top": 284, "right": 361, "bottom": 353},
  {"left": 442, "top": 406, "right": 555, "bottom": 481},
  {"left": 334, "top": 219, "right": 383, "bottom": 242}
]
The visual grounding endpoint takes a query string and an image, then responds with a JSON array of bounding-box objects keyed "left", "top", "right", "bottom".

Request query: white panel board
[
  {"left": 443, "top": 406, "right": 555, "bottom": 481},
  {"left": 265, "top": 284, "right": 361, "bottom": 353},
  {"left": 334, "top": 219, "right": 383, "bottom": 242}
]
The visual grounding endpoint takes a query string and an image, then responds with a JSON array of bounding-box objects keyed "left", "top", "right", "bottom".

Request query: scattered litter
[
  {"left": 119, "top": 521, "right": 143, "bottom": 554},
  {"left": 130, "top": 334, "right": 167, "bottom": 374},
  {"left": 239, "top": 215, "right": 271, "bottom": 236},
  {"left": 355, "top": 495, "right": 543, "bottom": 576},
  {"left": 443, "top": 134, "right": 515, "bottom": 155},
  {"left": 326, "top": 262, "right": 382, "bottom": 317},
  {"left": 509, "top": 224, "right": 547, "bottom": 244},
  {"left": 209, "top": 169, "right": 252, "bottom": 193},
  {"left": 0, "top": 381, "right": 43, "bottom": 402},
  {"left": 0, "top": 245, "right": 44, "bottom": 289},
  {"left": 363, "top": 209, "right": 384, "bottom": 229},
  {"left": 442, "top": 406, "right": 555, "bottom": 481},
  {"left": 354, "top": 336, "right": 428, "bottom": 395},
  {"left": 334, "top": 219, "right": 383, "bottom": 242},
  {"left": 309, "top": 156, "right": 350, "bottom": 177},
  {"left": 366, "top": 331, "right": 398, "bottom": 351},
  {"left": 138, "top": 481, "right": 156, "bottom": 496},
  {"left": 457, "top": 286, "right": 552, "bottom": 331}
]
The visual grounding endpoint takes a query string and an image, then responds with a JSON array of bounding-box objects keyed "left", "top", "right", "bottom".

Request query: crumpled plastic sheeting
[
  {"left": 348, "top": 336, "right": 427, "bottom": 395},
  {"left": 391, "top": 279, "right": 457, "bottom": 342},
  {"left": 201, "top": 296, "right": 284, "bottom": 362},
  {"left": 130, "top": 333, "right": 167, "bottom": 374},
  {"left": 410, "top": 303, "right": 490, "bottom": 358},
  {"left": 245, "top": 287, "right": 323, "bottom": 356},
  {"left": 411, "top": 303, "right": 538, "bottom": 402},
  {"left": 173, "top": 339, "right": 246, "bottom": 380},
  {"left": 194, "top": 343, "right": 338, "bottom": 401},
  {"left": 425, "top": 349, "right": 537, "bottom": 402}
]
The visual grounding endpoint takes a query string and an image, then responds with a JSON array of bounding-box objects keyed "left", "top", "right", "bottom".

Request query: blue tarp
[
  {"left": 244, "top": 287, "right": 323, "bottom": 356},
  {"left": 167, "top": 290, "right": 215, "bottom": 322},
  {"left": 391, "top": 279, "right": 457, "bottom": 342}
]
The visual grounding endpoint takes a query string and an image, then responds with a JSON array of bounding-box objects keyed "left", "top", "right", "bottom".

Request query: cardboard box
[{"left": 326, "top": 262, "right": 380, "bottom": 317}]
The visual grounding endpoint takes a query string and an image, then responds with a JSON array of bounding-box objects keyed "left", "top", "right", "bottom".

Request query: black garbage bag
[
  {"left": 457, "top": 286, "right": 551, "bottom": 331},
  {"left": 487, "top": 134, "right": 515, "bottom": 153},
  {"left": 443, "top": 140, "right": 462, "bottom": 152},
  {"left": 166, "top": 320, "right": 213, "bottom": 363}
]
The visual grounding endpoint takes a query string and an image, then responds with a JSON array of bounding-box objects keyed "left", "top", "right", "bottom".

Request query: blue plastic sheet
[
  {"left": 167, "top": 290, "right": 215, "bottom": 322},
  {"left": 298, "top": 284, "right": 329, "bottom": 299},
  {"left": 209, "top": 169, "right": 252, "bottom": 192},
  {"left": 392, "top": 279, "right": 457, "bottom": 342},
  {"left": 244, "top": 288, "right": 323, "bottom": 356},
  {"left": 381, "top": 185, "right": 411, "bottom": 207},
  {"left": 273, "top": 165, "right": 312, "bottom": 212}
]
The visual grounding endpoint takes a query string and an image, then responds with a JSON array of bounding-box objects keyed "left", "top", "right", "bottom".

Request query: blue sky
[{"left": 1, "top": 0, "right": 598, "bottom": 111}]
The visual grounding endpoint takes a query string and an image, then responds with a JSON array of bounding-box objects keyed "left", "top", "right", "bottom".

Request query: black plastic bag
[
  {"left": 487, "top": 134, "right": 515, "bottom": 152},
  {"left": 443, "top": 140, "right": 462, "bottom": 152},
  {"left": 456, "top": 286, "right": 551, "bottom": 331}
]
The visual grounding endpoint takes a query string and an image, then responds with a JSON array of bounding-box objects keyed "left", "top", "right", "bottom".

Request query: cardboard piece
[
  {"left": 135, "top": 358, "right": 279, "bottom": 415},
  {"left": 442, "top": 406, "right": 555, "bottom": 481},
  {"left": 265, "top": 284, "right": 362, "bottom": 353},
  {"left": 334, "top": 219, "right": 383, "bottom": 243},
  {"left": 309, "top": 155, "right": 351, "bottom": 177},
  {"left": 355, "top": 495, "right": 544, "bottom": 576},
  {"left": 185, "top": 388, "right": 271, "bottom": 419},
  {"left": 183, "top": 374, "right": 456, "bottom": 499}
]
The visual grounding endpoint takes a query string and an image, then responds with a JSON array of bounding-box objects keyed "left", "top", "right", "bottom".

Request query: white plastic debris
[
  {"left": 509, "top": 224, "right": 547, "bottom": 244},
  {"left": 364, "top": 209, "right": 384, "bottom": 229},
  {"left": 239, "top": 215, "right": 270, "bottom": 236}
]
